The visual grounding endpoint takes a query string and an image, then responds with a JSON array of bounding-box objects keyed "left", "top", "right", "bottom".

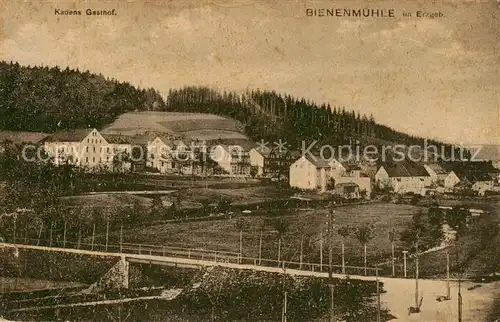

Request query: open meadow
[{"left": 109, "top": 202, "right": 421, "bottom": 268}]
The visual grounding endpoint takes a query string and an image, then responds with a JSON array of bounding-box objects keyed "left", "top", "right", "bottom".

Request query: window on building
[
  {"left": 93, "top": 147, "right": 96, "bottom": 153},
  {"left": 93, "top": 157, "right": 95, "bottom": 162},
  {"left": 107, "top": 147, "right": 110, "bottom": 153},
  {"left": 86, "top": 157, "right": 88, "bottom": 162},
  {"left": 86, "top": 146, "right": 89, "bottom": 152}
]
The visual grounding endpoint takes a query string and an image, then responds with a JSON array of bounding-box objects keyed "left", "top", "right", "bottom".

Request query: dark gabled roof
[
  {"left": 305, "top": 155, "right": 330, "bottom": 168},
  {"left": 380, "top": 162, "right": 430, "bottom": 177},
  {"left": 256, "top": 148, "right": 302, "bottom": 160},
  {"left": 453, "top": 169, "right": 493, "bottom": 183},
  {"left": 442, "top": 161, "right": 496, "bottom": 183},
  {"left": 44, "top": 128, "right": 94, "bottom": 142},
  {"left": 102, "top": 134, "right": 148, "bottom": 145},
  {"left": 425, "top": 163, "right": 448, "bottom": 175},
  {"left": 102, "top": 134, "right": 133, "bottom": 144},
  {"left": 0, "top": 131, "right": 50, "bottom": 144}
]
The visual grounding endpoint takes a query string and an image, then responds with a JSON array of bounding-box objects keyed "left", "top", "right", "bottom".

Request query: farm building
[
  {"left": 43, "top": 128, "right": 147, "bottom": 172},
  {"left": 289, "top": 155, "right": 331, "bottom": 192},
  {"left": 335, "top": 182, "right": 360, "bottom": 199},
  {"left": 444, "top": 169, "right": 494, "bottom": 194},
  {"left": 249, "top": 147, "right": 301, "bottom": 178},
  {"left": 423, "top": 163, "right": 449, "bottom": 185},
  {"left": 375, "top": 162, "right": 432, "bottom": 195}
]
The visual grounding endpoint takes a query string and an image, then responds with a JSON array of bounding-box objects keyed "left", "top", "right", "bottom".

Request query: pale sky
[{"left": 0, "top": 0, "right": 498, "bottom": 144}]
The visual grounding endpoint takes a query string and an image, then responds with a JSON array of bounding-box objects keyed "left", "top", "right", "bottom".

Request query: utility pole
[
  {"left": 376, "top": 266, "right": 381, "bottom": 322},
  {"left": 415, "top": 235, "right": 420, "bottom": 312},
  {"left": 239, "top": 229, "right": 243, "bottom": 264},
  {"left": 282, "top": 261, "right": 287, "bottom": 322},
  {"left": 259, "top": 232, "right": 262, "bottom": 265},
  {"left": 328, "top": 197, "right": 335, "bottom": 322},
  {"left": 299, "top": 235, "right": 304, "bottom": 270},
  {"left": 330, "top": 284, "right": 335, "bottom": 322},
  {"left": 446, "top": 251, "right": 450, "bottom": 300},
  {"left": 391, "top": 241, "right": 395, "bottom": 277},
  {"left": 328, "top": 200, "right": 334, "bottom": 279},
  {"left": 458, "top": 278, "right": 462, "bottom": 322},
  {"left": 320, "top": 232, "right": 323, "bottom": 272},
  {"left": 457, "top": 248, "right": 462, "bottom": 322},
  {"left": 402, "top": 250, "right": 408, "bottom": 278},
  {"left": 278, "top": 238, "right": 281, "bottom": 267}
]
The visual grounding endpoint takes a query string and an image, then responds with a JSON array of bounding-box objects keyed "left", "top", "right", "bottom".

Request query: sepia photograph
[{"left": 0, "top": 0, "right": 499, "bottom": 321}]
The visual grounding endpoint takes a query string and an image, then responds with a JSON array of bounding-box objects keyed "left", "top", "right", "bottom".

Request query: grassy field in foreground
[{"left": 112, "top": 203, "right": 420, "bottom": 267}]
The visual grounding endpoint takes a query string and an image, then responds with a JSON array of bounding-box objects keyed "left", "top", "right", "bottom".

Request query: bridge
[
  {"left": 1, "top": 241, "right": 383, "bottom": 281},
  {"left": 1, "top": 241, "right": 495, "bottom": 322}
]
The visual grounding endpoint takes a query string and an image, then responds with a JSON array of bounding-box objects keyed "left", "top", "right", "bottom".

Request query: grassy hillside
[{"left": 101, "top": 111, "right": 250, "bottom": 143}]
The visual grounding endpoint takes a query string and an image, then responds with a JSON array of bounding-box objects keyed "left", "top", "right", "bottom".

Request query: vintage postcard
[{"left": 0, "top": 0, "right": 499, "bottom": 321}]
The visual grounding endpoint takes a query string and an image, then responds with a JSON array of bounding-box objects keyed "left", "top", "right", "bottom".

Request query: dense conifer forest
[
  {"left": 0, "top": 61, "right": 166, "bottom": 132},
  {"left": 0, "top": 61, "right": 453, "bottom": 154}
]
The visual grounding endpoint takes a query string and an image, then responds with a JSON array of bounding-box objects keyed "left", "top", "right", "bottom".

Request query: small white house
[
  {"left": 210, "top": 144, "right": 234, "bottom": 174},
  {"left": 444, "top": 169, "right": 494, "bottom": 194},
  {"left": 147, "top": 136, "right": 173, "bottom": 173},
  {"left": 249, "top": 148, "right": 266, "bottom": 176},
  {"left": 444, "top": 171, "right": 461, "bottom": 189},
  {"left": 334, "top": 171, "right": 372, "bottom": 199},
  {"left": 328, "top": 158, "right": 346, "bottom": 179},
  {"left": 423, "top": 163, "right": 448, "bottom": 185},
  {"left": 289, "top": 155, "right": 331, "bottom": 192}
]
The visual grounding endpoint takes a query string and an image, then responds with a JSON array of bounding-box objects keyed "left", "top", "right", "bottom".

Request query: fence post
[
  {"left": 105, "top": 221, "right": 109, "bottom": 252},
  {"left": 49, "top": 222, "right": 53, "bottom": 247},
  {"left": 91, "top": 224, "right": 95, "bottom": 251},
  {"left": 63, "top": 221, "right": 67, "bottom": 248},
  {"left": 77, "top": 226, "right": 81, "bottom": 249},
  {"left": 13, "top": 217, "right": 17, "bottom": 244},
  {"left": 24, "top": 221, "right": 28, "bottom": 244},
  {"left": 320, "top": 232, "right": 323, "bottom": 272},
  {"left": 188, "top": 249, "right": 191, "bottom": 258},
  {"left": 259, "top": 232, "right": 262, "bottom": 265},
  {"left": 37, "top": 224, "right": 43, "bottom": 246},
  {"left": 120, "top": 225, "right": 123, "bottom": 253}
]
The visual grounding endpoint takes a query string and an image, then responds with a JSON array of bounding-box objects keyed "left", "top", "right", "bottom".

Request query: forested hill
[
  {"left": 0, "top": 61, "right": 166, "bottom": 132},
  {"left": 166, "top": 87, "right": 455, "bottom": 155},
  {"left": 0, "top": 61, "right": 454, "bottom": 156}
]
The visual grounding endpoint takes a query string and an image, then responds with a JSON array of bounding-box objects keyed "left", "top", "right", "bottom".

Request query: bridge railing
[{"left": 15, "top": 238, "right": 381, "bottom": 277}]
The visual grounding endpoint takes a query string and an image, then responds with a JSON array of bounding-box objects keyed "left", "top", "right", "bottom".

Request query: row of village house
[
  {"left": 2, "top": 128, "right": 499, "bottom": 199},
  {"left": 291, "top": 154, "right": 500, "bottom": 198}
]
